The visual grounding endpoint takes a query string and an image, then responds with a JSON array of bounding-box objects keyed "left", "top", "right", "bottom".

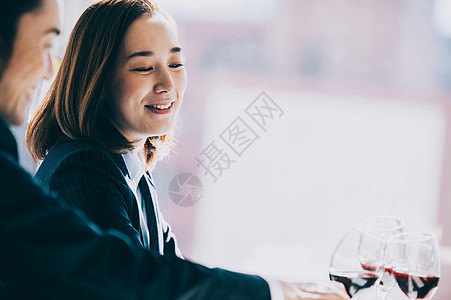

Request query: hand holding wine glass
[
  {"left": 280, "top": 281, "right": 350, "bottom": 300},
  {"left": 386, "top": 232, "right": 440, "bottom": 300}
]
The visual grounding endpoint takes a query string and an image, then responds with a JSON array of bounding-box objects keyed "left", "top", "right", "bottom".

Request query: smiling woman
[
  {"left": 27, "top": 0, "right": 182, "bottom": 166},
  {"left": 108, "top": 12, "right": 186, "bottom": 147},
  {"left": 24, "top": 0, "right": 184, "bottom": 259}
]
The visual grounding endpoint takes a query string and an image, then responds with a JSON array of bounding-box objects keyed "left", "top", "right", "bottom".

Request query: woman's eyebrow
[
  {"left": 127, "top": 51, "right": 154, "bottom": 60},
  {"left": 127, "top": 47, "right": 182, "bottom": 60}
]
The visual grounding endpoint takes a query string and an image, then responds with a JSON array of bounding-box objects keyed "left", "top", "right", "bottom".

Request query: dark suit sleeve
[
  {"left": 0, "top": 148, "right": 271, "bottom": 299},
  {"left": 38, "top": 147, "right": 144, "bottom": 248}
]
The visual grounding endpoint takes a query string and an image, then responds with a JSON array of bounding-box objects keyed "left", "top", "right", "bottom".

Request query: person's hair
[
  {"left": 27, "top": 0, "right": 180, "bottom": 169},
  {"left": 0, "top": 0, "right": 42, "bottom": 78}
]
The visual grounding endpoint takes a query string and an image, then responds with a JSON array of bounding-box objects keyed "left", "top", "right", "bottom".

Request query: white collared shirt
[{"left": 121, "top": 150, "right": 162, "bottom": 254}]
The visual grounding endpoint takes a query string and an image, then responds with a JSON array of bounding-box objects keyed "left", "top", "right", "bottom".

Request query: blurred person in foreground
[{"left": 0, "top": 0, "right": 348, "bottom": 299}]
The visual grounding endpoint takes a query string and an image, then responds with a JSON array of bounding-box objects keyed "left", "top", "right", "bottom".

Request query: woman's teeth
[{"left": 148, "top": 103, "right": 171, "bottom": 110}]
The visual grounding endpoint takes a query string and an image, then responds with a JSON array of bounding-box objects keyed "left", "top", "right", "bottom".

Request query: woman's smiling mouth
[{"left": 145, "top": 102, "right": 174, "bottom": 114}]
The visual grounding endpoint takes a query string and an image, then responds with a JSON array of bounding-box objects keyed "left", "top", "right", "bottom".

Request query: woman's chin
[{"left": 148, "top": 126, "right": 173, "bottom": 137}]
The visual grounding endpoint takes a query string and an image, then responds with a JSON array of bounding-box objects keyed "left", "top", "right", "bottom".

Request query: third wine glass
[{"left": 387, "top": 232, "right": 440, "bottom": 300}]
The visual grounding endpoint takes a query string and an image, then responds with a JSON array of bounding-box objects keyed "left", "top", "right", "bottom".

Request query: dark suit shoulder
[
  {"left": 35, "top": 139, "right": 130, "bottom": 204},
  {"left": 36, "top": 140, "right": 122, "bottom": 185},
  {"left": 38, "top": 140, "right": 112, "bottom": 170},
  {"left": 34, "top": 140, "right": 142, "bottom": 247}
]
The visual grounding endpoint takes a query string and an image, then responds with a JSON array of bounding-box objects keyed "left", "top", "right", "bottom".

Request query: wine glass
[
  {"left": 360, "top": 216, "right": 405, "bottom": 298},
  {"left": 330, "top": 227, "right": 383, "bottom": 298},
  {"left": 386, "top": 232, "right": 440, "bottom": 300}
]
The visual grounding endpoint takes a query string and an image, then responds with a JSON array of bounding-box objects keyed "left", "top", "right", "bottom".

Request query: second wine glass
[{"left": 359, "top": 216, "right": 405, "bottom": 298}]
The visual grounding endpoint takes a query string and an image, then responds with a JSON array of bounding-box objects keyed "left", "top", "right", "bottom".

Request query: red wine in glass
[
  {"left": 361, "top": 263, "right": 378, "bottom": 272},
  {"left": 329, "top": 271, "right": 379, "bottom": 297},
  {"left": 362, "top": 264, "right": 398, "bottom": 288},
  {"left": 393, "top": 270, "right": 439, "bottom": 299}
]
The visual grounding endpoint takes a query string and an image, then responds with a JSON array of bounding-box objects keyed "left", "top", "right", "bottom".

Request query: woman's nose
[{"left": 154, "top": 67, "right": 175, "bottom": 93}]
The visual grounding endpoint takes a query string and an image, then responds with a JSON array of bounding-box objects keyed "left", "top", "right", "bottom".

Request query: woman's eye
[
  {"left": 133, "top": 67, "right": 153, "bottom": 72},
  {"left": 169, "top": 63, "right": 184, "bottom": 68}
]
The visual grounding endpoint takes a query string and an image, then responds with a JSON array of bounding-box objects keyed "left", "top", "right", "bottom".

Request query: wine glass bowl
[
  {"left": 329, "top": 228, "right": 383, "bottom": 298},
  {"left": 358, "top": 230, "right": 385, "bottom": 273},
  {"left": 362, "top": 216, "right": 404, "bottom": 240},
  {"left": 387, "top": 232, "right": 440, "bottom": 300},
  {"left": 361, "top": 216, "right": 405, "bottom": 297}
]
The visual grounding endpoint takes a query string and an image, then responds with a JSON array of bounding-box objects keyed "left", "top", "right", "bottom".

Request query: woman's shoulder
[
  {"left": 51, "top": 139, "right": 107, "bottom": 156},
  {"left": 43, "top": 139, "right": 115, "bottom": 164},
  {"left": 34, "top": 141, "right": 137, "bottom": 227},
  {"left": 37, "top": 140, "right": 121, "bottom": 179}
]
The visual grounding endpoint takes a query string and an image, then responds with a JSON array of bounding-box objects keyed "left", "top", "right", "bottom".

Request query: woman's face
[{"left": 108, "top": 13, "right": 186, "bottom": 143}]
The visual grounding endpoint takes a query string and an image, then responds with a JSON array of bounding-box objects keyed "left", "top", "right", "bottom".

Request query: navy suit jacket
[
  {"left": 0, "top": 116, "right": 271, "bottom": 299},
  {"left": 35, "top": 140, "right": 178, "bottom": 256}
]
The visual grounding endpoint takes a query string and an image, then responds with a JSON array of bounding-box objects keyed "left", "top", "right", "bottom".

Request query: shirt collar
[{"left": 121, "top": 150, "right": 146, "bottom": 183}]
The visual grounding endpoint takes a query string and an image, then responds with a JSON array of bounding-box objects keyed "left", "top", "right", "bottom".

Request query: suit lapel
[
  {"left": 110, "top": 153, "right": 129, "bottom": 178},
  {"left": 111, "top": 153, "right": 162, "bottom": 254}
]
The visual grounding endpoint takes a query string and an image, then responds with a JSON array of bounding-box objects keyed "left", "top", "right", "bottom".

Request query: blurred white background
[{"left": 12, "top": 0, "right": 451, "bottom": 299}]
